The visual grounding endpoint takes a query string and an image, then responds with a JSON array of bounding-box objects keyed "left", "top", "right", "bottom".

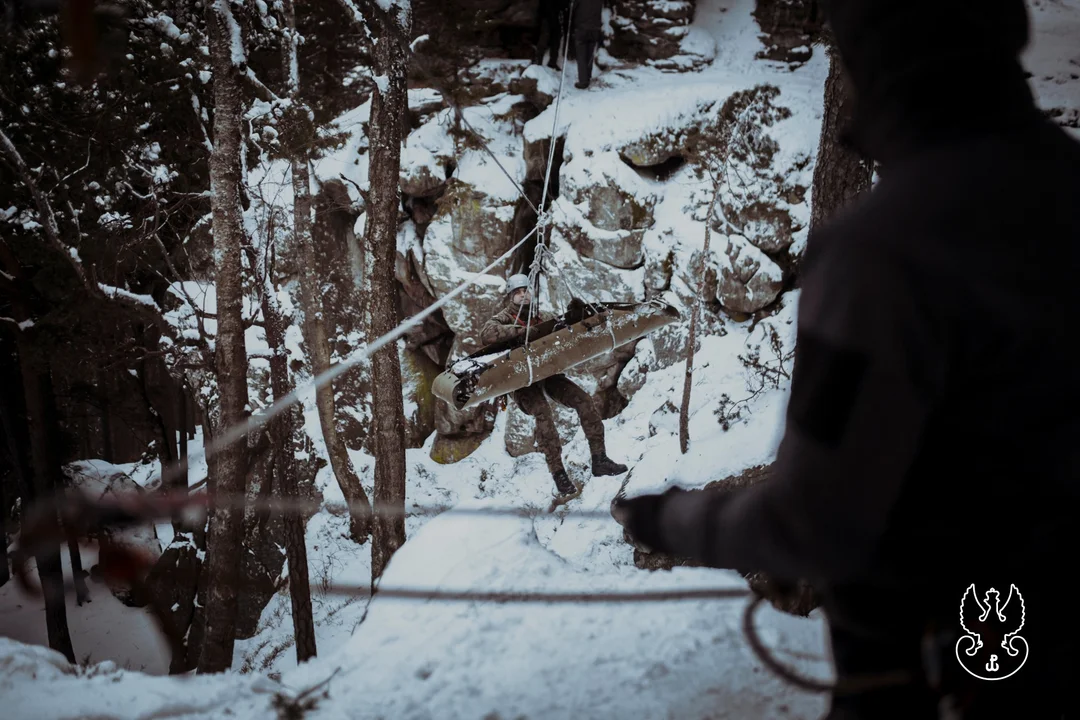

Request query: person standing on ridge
[
  {"left": 480, "top": 274, "right": 628, "bottom": 497},
  {"left": 533, "top": 0, "right": 569, "bottom": 70},
  {"left": 570, "top": 0, "right": 603, "bottom": 89}
]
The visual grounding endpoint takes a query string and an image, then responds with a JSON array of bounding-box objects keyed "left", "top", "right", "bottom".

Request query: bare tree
[
  {"left": 279, "top": 6, "right": 374, "bottom": 548},
  {"left": 196, "top": 0, "right": 252, "bottom": 674},
  {"left": 244, "top": 237, "right": 317, "bottom": 662},
  {"left": 810, "top": 43, "right": 874, "bottom": 234},
  {"left": 19, "top": 346, "right": 77, "bottom": 664},
  {"left": 679, "top": 178, "right": 721, "bottom": 454},
  {"left": 362, "top": 1, "right": 411, "bottom": 583}
]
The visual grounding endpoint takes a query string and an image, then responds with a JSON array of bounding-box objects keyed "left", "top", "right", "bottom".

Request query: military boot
[
  {"left": 592, "top": 454, "right": 628, "bottom": 476},
  {"left": 552, "top": 469, "right": 576, "bottom": 496}
]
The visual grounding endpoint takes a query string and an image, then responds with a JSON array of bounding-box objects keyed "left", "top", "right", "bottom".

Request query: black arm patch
[{"left": 787, "top": 333, "right": 869, "bottom": 448}]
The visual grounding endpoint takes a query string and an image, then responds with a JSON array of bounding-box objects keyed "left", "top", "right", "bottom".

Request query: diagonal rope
[
  {"left": 452, "top": 106, "right": 538, "bottom": 215},
  {"left": 153, "top": 223, "right": 539, "bottom": 491}
]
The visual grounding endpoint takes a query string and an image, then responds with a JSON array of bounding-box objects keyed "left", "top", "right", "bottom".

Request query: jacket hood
[{"left": 821, "top": 0, "right": 1039, "bottom": 165}]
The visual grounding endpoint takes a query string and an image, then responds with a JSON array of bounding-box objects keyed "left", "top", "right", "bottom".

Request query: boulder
[
  {"left": 509, "top": 64, "right": 560, "bottom": 114},
  {"left": 537, "top": 231, "right": 646, "bottom": 316},
  {"left": 401, "top": 345, "right": 442, "bottom": 448},
  {"left": 608, "top": 0, "right": 702, "bottom": 66},
  {"left": 63, "top": 460, "right": 162, "bottom": 559},
  {"left": 430, "top": 432, "right": 490, "bottom": 464},
  {"left": 422, "top": 217, "right": 509, "bottom": 347},
  {"left": 557, "top": 151, "right": 656, "bottom": 269},
  {"left": 711, "top": 234, "right": 785, "bottom": 314},
  {"left": 429, "top": 179, "right": 518, "bottom": 270}
]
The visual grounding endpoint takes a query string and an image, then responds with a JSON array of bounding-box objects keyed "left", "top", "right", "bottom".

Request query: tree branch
[{"left": 0, "top": 127, "right": 88, "bottom": 288}]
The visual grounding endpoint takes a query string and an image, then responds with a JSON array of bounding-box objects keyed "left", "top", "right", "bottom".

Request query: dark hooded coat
[{"left": 632, "top": 1, "right": 1080, "bottom": 716}]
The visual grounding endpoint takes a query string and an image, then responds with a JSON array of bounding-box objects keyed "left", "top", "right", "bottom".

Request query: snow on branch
[
  {"left": 1, "top": 126, "right": 180, "bottom": 341},
  {"left": 334, "top": 0, "right": 368, "bottom": 27},
  {"left": 98, "top": 283, "right": 159, "bottom": 308},
  {"left": 0, "top": 126, "right": 89, "bottom": 288}
]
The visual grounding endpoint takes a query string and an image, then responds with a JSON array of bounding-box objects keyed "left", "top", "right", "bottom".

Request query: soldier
[
  {"left": 533, "top": 0, "right": 568, "bottom": 70},
  {"left": 613, "top": 0, "right": 1079, "bottom": 718},
  {"left": 481, "top": 274, "right": 627, "bottom": 496},
  {"left": 570, "top": 0, "right": 603, "bottom": 89}
]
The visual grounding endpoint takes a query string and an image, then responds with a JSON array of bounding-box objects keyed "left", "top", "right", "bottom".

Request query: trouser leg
[
  {"left": 543, "top": 374, "right": 605, "bottom": 458},
  {"left": 575, "top": 36, "right": 595, "bottom": 86},
  {"left": 513, "top": 385, "right": 565, "bottom": 475}
]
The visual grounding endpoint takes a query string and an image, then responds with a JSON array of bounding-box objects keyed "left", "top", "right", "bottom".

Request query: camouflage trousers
[{"left": 513, "top": 374, "right": 605, "bottom": 475}]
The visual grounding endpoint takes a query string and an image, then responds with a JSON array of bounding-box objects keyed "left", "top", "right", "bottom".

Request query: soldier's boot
[
  {"left": 552, "top": 469, "right": 576, "bottom": 496},
  {"left": 591, "top": 454, "right": 627, "bottom": 477}
]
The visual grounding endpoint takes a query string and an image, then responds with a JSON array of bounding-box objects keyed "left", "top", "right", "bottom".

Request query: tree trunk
[
  {"left": 197, "top": 0, "right": 251, "bottom": 674},
  {"left": 0, "top": 423, "right": 9, "bottom": 587},
  {"left": 246, "top": 241, "right": 317, "bottom": 663},
  {"left": 175, "top": 383, "right": 191, "bottom": 535},
  {"left": 366, "top": 10, "right": 411, "bottom": 583},
  {"left": 18, "top": 347, "right": 77, "bottom": 664},
  {"left": 679, "top": 181, "right": 721, "bottom": 454},
  {"left": 809, "top": 44, "right": 874, "bottom": 235},
  {"left": 291, "top": 157, "right": 373, "bottom": 544},
  {"left": 67, "top": 534, "right": 90, "bottom": 605}
]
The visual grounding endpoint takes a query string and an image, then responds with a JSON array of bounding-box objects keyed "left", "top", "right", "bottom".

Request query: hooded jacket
[{"left": 650, "top": 0, "right": 1079, "bottom": 709}]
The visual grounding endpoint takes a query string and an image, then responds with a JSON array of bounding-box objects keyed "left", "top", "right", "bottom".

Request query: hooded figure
[
  {"left": 614, "top": 1, "right": 1080, "bottom": 717},
  {"left": 481, "top": 274, "right": 627, "bottom": 496}
]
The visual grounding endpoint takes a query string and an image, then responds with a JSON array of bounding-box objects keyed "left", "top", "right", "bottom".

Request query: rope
[
  {"left": 13, "top": 483, "right": 930, "bottom": 698},
  {"left": 523, "top": 0, "right": 575, "bottom": 350},
  {"left": 152, "top": 223, "right": 539, "bottom": 492}
]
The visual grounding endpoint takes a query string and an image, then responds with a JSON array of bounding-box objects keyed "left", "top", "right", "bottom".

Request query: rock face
[
  {"left": 400, "top": 346, "right": 442, "bottom": 448},
  {"left": 389, "top": 46, "right": 812, "bottom": 449},
  {"left": 558, "top": 150, "right": 655, "bottom": 269},
  {"left": 704, "top": 235, "right": 785, "bottom": 315},
  {"left": 143, "top": 538, "right": 202, "bottom": 671},
  {"left": 752, "top": 0, "right": 821, "bottom": 66},
  {"left": 608, "top": 0, "right": 703, "bottom": 67}
]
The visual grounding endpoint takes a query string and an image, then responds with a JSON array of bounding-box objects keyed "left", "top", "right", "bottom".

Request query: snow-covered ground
[{"left": 4, "top": 0, "right": 1079, "bottom": 717}]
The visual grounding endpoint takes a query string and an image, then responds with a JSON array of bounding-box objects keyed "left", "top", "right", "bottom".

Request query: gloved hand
[{"left": 610, "top": 486, "right": 686, "bottom": 554}]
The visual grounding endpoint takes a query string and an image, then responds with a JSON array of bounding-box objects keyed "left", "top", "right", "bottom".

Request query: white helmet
[{"left": 505, "top": 274, "right": 530, "bottom": 295}]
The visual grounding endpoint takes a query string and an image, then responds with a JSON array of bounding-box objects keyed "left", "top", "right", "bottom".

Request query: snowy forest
[{"left": 1, "top": 0, "right": 1078, "bottom": 717}]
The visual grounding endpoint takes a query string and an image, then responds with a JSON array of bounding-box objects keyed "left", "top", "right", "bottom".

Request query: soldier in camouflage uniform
[{"left": 480, "top": 274, "right": 627, "bottom": 496}]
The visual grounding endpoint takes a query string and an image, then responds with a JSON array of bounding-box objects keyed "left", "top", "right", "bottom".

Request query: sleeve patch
[{"left": 787, "top": 333, "right": 869, "bottom": 448}]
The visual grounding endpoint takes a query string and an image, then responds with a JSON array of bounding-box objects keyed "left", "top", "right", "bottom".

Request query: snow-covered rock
[
  {"left": 64, "top": 460, "right": 163, "bottom": 560},
  {"left": 609, "top": 0, "right": 702, "bottom": 67},
  {"left": 400, "top": 112, "right": 454, "bottom": 197},
  {"left": 538, "top": 232, "right": 646, "bottom": 315},
  {"left": 711, "top": 233, "right": 785, "bottom": 314},
  {"left": 559, "top": 150, "right": 657, "bottom": 268}
]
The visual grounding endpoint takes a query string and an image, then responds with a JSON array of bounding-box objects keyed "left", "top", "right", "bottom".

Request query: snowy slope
[{"left": 4, "top": 0, "right": 1079, "bottom": 717}]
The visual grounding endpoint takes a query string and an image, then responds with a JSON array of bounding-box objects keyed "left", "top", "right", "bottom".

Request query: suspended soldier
[
  {"left": 614, "top": 0, "right": 1079, "bottom": 717},
  {"left": 480, "top": 274, "right": 627, "bottom": 496}
]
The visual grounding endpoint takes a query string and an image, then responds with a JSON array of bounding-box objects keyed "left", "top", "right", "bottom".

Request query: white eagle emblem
[{"left": 955, "top": 583, "right": 1028, "bottom": 681}]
